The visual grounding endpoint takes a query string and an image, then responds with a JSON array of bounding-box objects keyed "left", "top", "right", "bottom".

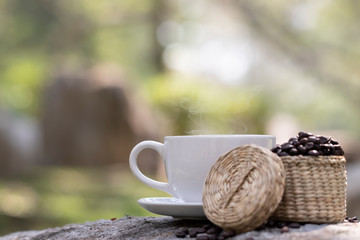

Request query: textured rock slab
[{"left": 1, "top": 216, "right": 359, "bottom": 240}]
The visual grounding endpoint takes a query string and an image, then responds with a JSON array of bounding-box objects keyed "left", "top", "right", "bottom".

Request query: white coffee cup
[{"left": 129, "top": 135, "right": 275, "bottom": 203}]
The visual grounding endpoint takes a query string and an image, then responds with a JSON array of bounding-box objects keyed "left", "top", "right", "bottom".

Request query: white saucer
[{"left": 138, "top": 197, "right": 206, "bottom": 219}]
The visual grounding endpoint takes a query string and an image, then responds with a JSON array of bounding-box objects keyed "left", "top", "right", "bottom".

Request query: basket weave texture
[
  {"left": 202, "top": 144, "right": 285, "bottom": 233},
  {"left": 271, "top": 155, "right": 347, "bottom": 223}
]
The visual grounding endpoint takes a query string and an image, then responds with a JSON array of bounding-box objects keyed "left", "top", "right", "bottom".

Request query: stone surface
[{"left": 1, "top": 216, "right": 359, "bottom": 240}]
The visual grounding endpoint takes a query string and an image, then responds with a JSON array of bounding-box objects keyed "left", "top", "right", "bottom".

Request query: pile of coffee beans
[
  {"left": 174, "top": 223, "right": 235, "bottom": 239},
  {"left": 174, "top": 217, "right": 358, "bottom": 239},
  {"left": 271, "top": 131, "right": 344, "bottom": 157},
  {"left": 173, "top": 220, "right": 302, "bottom": 239},
  {"left": 344, "top": 216, "right": 358, "bottom": 223},
  {"left": 257, "top": 219, "right": 302, "bottom": 234}
]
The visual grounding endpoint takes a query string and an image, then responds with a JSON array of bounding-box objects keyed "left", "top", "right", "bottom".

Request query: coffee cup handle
[{"left": 129, "top": 141, "right": 177, "bottom": 198}]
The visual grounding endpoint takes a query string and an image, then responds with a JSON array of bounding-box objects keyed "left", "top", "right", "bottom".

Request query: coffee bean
[
  {"left": 281, "top": 226, "right": 289, "bottom": 233},
  {"left": 175, "top": 231, "right": 186, "bottom": 238},
  {"left": 289, "top": 148, "right": 298, "bottom": 156},
  {"left": 308, "top": 136, "right": 318, "bottom": 143},
  {"left": 308, "top": 150, "right": 319, "bottom": 156},
  {"left": 202, "top": 224, "right": 212, "bottom": 230},
  {"left": 289, "top": 137, "right": 297, "bottom": 143},
  {"left": 206, "top": 226, "right": 221, "bottom": 235},
  {"left": 318, "top": 136, "right": 329, "bottom": 144},
  {"left": 330, "top": 139, "right": 339, "bottom": 145},
  {"left": 297, "top": 145, "right": 307, "bottom": 154},
  {"left": 179, "top": 228, "right": 189, "bottom": 234},
  {"left": 299, "top": 138, "right": 308, "bottom": 145},
  {"left": 288, "top": 222, "right": 301, "bottom": 228},
  {"left": 314, "top": 144, "right": 322, "bottom": 151},
  {"left": 271, "top": 145, "right": 281, "bottom": 153},
  {"left": 217, "top": 236, "right": 225, "bottom": 240},
  {"left": 189, "top": 229, "right": 198, "bottom": 237},
  {"left": 334, "top": 145, "right": 345, "bottom": 156},
  {"left": 283, "top": 144, "right": 295, "bottom": 152},
  {"left": 207, "top": 234, "right": 217, "bottom": 240},
  {"left": 279, "top": 151, "right": 290, "bottom": 156},
  {"left": 196, "top": 234, "right": 209, "bottom": 240},
  {"left": 349, "top": 216, "right": 358, "bottom": 223},
  {"left": 298, "top": 132, "right": 312, "bottom": 139},
  {"left": 221, "top": 230, "right": 236, "bottom": 238},
  {"left": 292, "top": 140, "right": 300, "bottom": 147},
  {"left": 305, "top": 142, "right": 314, "bottom": 150}
]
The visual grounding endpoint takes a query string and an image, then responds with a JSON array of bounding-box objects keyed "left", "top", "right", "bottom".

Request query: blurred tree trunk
[{"left": 149, "top": 0, "right": 168, "bottom": 73}]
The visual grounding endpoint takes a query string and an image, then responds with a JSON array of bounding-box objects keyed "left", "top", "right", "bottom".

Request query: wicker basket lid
[{"left": 202, "top": 144, "right": 285, "bottom": 233}]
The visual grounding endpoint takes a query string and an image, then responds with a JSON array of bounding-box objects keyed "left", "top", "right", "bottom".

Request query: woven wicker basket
[
  {"left": 271, "top": 155, "right": 347, "bottom": 223},
  {"left": 202, "top": 145, "right": 285, "bottom": 233}
]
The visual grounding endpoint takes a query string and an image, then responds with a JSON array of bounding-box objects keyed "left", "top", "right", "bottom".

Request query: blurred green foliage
[
  {"left": 0, "top": 0, "right": 164, "bottom": 114},
  {"left": 142, "top": 74, "right": 270, "bottom": 134}
]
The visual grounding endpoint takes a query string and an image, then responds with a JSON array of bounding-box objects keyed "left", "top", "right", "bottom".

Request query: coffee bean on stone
[
  {"left": 206, "top": 226, "right": 221, "bottom": 235},
  {"left": 189, "top": 229, "right": 198, "bottom": 238},
  {"left": 288, "top": 223, "right": 301, "bottom": 228},
  {"left": 179, "top": 228, "right": 189, "bottom": 234},
  {"left": 196, "top": 234, "right": 209, "bottom": 240},
  {"left": 281, "top": 226, "right": 289, "bottom": 233},
  {"left": 308, "top": 150, "right": 319, "bottom": 156},
  {"left": 222, "top": 230, "right": 236, "bottom": 237},
  {"left": 207, "top": 234, "right": 217, "bottom": 240},
  {"left": 202, "top": 224, "right": 212, "bottom": 230},
  {"left": 175, "top": 231, "right": 186, "bottom": 238},
  {"left": 348, "top": 217, "right": 358, "bottom": 221}
]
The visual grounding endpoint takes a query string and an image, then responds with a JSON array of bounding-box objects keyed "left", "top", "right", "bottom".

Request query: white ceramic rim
[{"left": 165, "top": 134, "right": 275, "bottom": 140}]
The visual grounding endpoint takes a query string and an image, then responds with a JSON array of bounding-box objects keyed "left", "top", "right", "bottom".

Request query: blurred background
[{"left": 1, "top": 0, "right": 360, "bottom": 235}]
